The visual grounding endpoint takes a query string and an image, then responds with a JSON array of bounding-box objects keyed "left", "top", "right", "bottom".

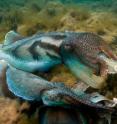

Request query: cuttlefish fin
[
  {"left": 6, "top": 66, "right": 66, "bottom": 101},
  {"left": 4, "top": 30, "right": 24, "bottom": 46},
  {"left": 6, "top": 66, "right": 44, "bottom": 101}
]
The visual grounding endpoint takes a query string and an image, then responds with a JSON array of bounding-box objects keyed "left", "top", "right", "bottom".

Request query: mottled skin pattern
[
  {"left": 61, "top": 32, "right": 117, "bottom": 76},
  {"left": 0, "top": 31, "right": 116, "bottom": 122}
]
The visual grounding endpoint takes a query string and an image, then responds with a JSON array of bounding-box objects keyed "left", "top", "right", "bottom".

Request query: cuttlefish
[{"left": 0, "top": 31, "right": 116, "bottom": 111}]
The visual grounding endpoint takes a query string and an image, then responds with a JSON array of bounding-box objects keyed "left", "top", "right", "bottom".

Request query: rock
[{"left": 0, "top": 97, "right": 39, "bottom": 124}]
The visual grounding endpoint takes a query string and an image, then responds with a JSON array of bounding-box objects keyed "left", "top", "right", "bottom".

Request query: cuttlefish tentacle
[
  {"left": 60, "top": 47, "right": 106, "bottom": 89},
  {"left": 60, "top": 32, "right": 117, "bottom": 88},
  {"left": 0, "top": 31, "right": 117, "bottom": 110},
  {"left": 97, "top": 44, "right": 117, "bottom": 77},
  {"left": 6, "top": 66, "right": 116, "bottom": 110}
]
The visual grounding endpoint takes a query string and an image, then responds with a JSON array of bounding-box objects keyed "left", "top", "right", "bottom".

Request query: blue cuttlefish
[{"left": 0, "top": 31, "right": 116, "bottom": 114}]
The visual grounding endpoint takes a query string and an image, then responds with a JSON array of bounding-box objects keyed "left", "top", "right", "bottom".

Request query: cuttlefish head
[
  {"left": 61, "top": 33, "right": 117, "bottom": 76},
  {"left": 60, "top": 33, "right": 117, "bottom": 89}
]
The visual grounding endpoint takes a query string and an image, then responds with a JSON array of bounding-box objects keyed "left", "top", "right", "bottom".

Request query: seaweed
[
  {"left": 0, "top": 0, "right": 117, "bottom": 123},
  {"left": 0, "top": 8, "right": 23, "bottom": 32}
]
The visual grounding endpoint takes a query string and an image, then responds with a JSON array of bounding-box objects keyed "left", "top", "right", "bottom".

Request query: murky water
[{"left": 0, "top": 0, "right": 117, "bottom": 124}]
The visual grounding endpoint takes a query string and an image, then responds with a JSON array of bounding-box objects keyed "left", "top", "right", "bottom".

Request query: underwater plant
[
  {"left": 1, "top": 9, "right": 23, "bottom": 31},
  {"left": 0, "top": 0, "right": 117, "bottom": 124},
  {"left": 0, "top": 30, "right": 117, "bottom": 124}
]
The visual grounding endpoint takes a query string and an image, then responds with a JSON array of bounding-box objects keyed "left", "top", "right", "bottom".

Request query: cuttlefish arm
[
  {"left": 60, "top": 47, "right": 106, "bottom": 89},
  {"left": 61, "top": 47, "right": 117, "bottom": 89},
  {"left": 98, "top": 53, "right": 117, "bottom": 74},
  {"left": 5, "top": 66, "right": 116, "bottom": 110},
  {"left": 60, "top": 32, "right": 117, "bottom": 89},
  {"left": 94, "top": 43, "right": 117, "bottom": 76}
]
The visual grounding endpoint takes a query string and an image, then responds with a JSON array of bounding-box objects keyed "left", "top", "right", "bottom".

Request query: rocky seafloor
[{"left": 0, "top": 0, "right": 117, "bottom": 124}]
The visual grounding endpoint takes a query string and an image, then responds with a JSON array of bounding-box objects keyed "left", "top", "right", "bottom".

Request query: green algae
[
  {"left": 0, "top": 0, "right": 117, "bottom": 98},
  {"left": 0, "top": 0, "right": 117, "bottom": 40},
  {"left": 0, "top": 0, "right": 117, "bottom": 91},
  {"left": 0, "top": 0, "right": 117, "bottom": 123}
]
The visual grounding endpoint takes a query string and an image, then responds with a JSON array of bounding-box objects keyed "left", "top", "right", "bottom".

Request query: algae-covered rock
[
  {"left": 86, "top": 12, "right": 117, "bottom": 43},
  {"left": 0, "top": 0, "right": 117, "bottom": 123},
  {"left": 0, "top": 98, "right": 38, "bottom": 124},
  {"left": 49, "top": 65, "right": 77, "bottom": 87}
]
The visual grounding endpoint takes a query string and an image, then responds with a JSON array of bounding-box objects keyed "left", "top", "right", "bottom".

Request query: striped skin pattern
[
  {"left": 0, "top": 31, "right": 116, "bottom": 112},
  {"left": 0, "top": 32, "right": 66, "bottom": 72}
]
